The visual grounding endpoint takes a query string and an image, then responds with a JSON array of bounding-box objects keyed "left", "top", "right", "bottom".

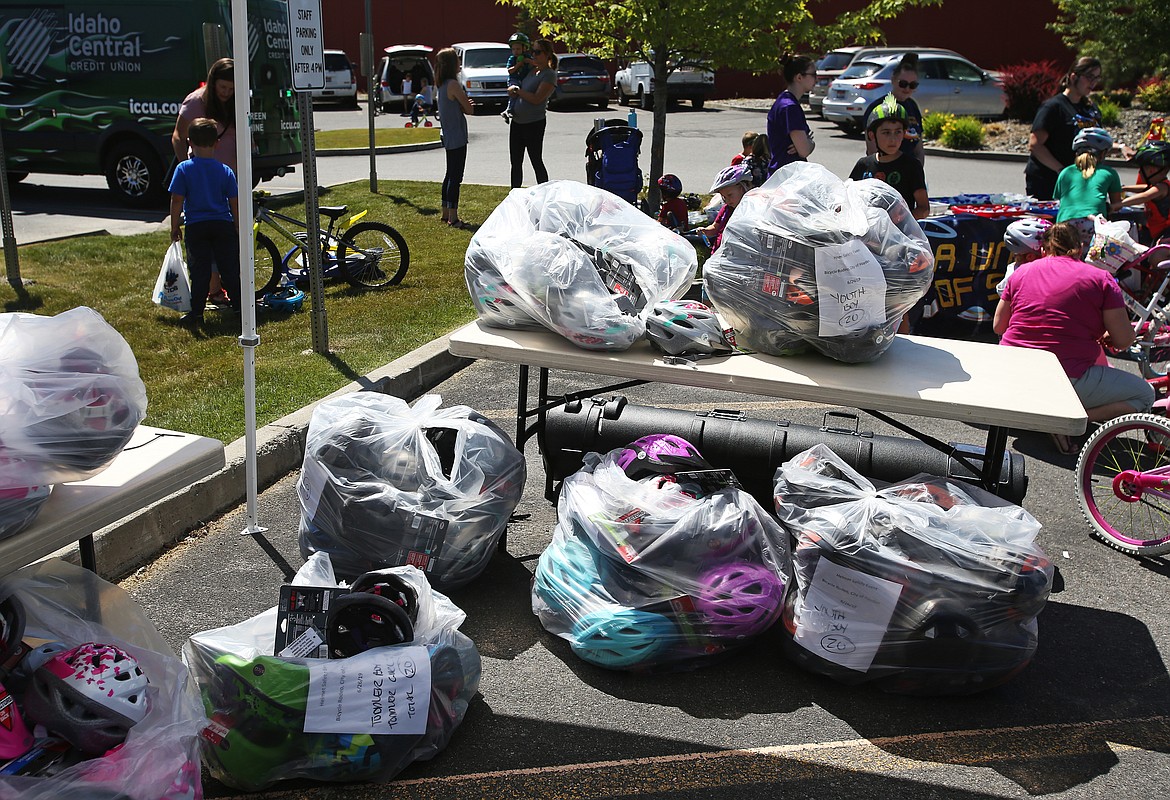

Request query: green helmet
[
  {"left": 508, "top": 32, "right": 530, "bottom": 45},
  {"left": 866, "top": 93, "right": 907, "bottom": 132}
]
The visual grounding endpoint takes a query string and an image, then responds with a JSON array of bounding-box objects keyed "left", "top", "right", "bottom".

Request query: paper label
[
  {"left": 279, "top": 626, "right": 325, "bottom": 659},
  {"left": 299, "top": 458, "right": 328, "bottom": 521},
  {"left": 304, "top": 646, "right": 431, "bottom": 735},
  {"left": 814, "top": 240, "right": 887, "bottom": 337},
  {"left": 792, "top": 559, "right": 902, "bottom": 672}
]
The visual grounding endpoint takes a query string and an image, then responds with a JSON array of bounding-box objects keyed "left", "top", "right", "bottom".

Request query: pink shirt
[
  {"left": 178, "top": 89, "right": 237, "bottom": 175},
  {"left": 999, "top": 255, "right": 1124, "bottom": 379}
]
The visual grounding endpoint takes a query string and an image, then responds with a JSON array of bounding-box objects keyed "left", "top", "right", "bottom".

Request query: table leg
[
  {"left": 982, "top": 426, "right": 1010, "bottom": 496},
  {"left": 516, "top": 364, "right": 529, "bottom": 447},
  {"left": 79, "top": 534, "right": 97, "bottom": 573}
]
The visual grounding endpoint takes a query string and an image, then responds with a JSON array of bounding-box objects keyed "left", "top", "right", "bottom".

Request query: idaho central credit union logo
[{"left": 1, "top": 8, "right": 59, "bottom": 78}]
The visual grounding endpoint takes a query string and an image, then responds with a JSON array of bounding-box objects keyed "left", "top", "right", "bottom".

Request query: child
[
  {"left": 168, "top": 117, "right": 240, "bottom": 326},
  {"left": 848, "top": 95, "right": 928, "bottom": 220},
  {"left": 1055, "top": 127, "right": 1121, "bottom": 245},
  {"left": 684, "top": 163, "right": 752, "bottom": 254},
  {"left": 501, "top": 32, "right": 531, "bottom": 123},
  {"left": 743, "top": 133, "right": 770, "bottom": 187},
  {"left": 995, "top": 217, "right": 1052, "bottom": 295},
  {"left": 1113, "top": 140, "right": 1170, "bottom": 245},
  {"left": 409, "top": 93, "right": 427, "bottom": 126},
  {"left": 419, "top": 77, "right": 435, "bottom": 114},
  {"left": 401, "top": 73, "right": 413, "bottom": 115},
  {"left": 656, "top": 173, "right": 689, "bottom": 230},
  {"left": 731, "top": 131, "right": 757, "bottom": 165}
]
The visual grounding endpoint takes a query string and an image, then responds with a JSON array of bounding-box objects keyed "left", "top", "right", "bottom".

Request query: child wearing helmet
[
  {"left": 1055, "top": 127, "right": 1122, "bottom": 243},
  {"left": 1113, "top": 140, "right": 1170, "bottom": 244},
  {"left": 995, "top": 217, "right": 1052, "bottom": 295},
  {"left": 501, "top": 32, "right": 532, "bottom": 123},
  {"left": 656, "top": 174, "right": 689, "bottom": 230},
  {"left": 684, "top": 163, "right": 753, "bottom": 253},
  {"left": 409, "top": 93, "right": 428, "bottom": 126},
  {"left": 848, "top": 95, "right": 928, "bottom": 220}
]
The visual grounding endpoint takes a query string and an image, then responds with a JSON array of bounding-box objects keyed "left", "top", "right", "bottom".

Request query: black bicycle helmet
[
  {"left": 1135, "top": 140, "right": 1170, "bottom": 169},
  {"left": 0, "top": 595, "right": 25, "bottom": 673},
  {"left": 349, "top": 569, "right": 420, "bottom": 625},
  {"left": 325, "top": 592, "right": 415, "bottom": 659},
  {"left": 508, "top": 32, "right": 530, "bottom": 45}
]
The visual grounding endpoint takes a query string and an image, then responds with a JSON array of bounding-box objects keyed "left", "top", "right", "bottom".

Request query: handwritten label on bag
[
  {"left": 792, "top": 559, "right": 902, "bottom": 672},
  {"left": 814, "top": 240, "right": 887, "bottom": 337},
  {"left": 304, "top": 646, "right": 431, "bottom": 734}
]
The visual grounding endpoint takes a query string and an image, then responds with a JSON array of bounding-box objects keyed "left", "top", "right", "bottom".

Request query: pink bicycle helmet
[
  {"left": 23, "top": 642, "right": 150, "bottom": 755},
  {"left": 694, "top": 562, "right": 785, "bottom": 640},
  {"left": 0, "top": 679, "right": 34, "bottom": 760},
  {"left": 614, "top": 434, "right": 713, "bottom": 481}
]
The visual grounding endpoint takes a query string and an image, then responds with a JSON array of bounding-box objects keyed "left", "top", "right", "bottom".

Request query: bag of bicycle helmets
[
  {"left": 185, "top": 556, "right": 480, "bottom": 791},
  {"left": 298, "top": 393, "right": 526, "bottom": 589},
  {"left": 464, "top": 180, "right": 697, "bottom": 350},
  {"left": 703, "top": 162, "right": 934, "bottom": 363},
  {"left": 773, "top": 444, "right": 1052, "bottom": 695},
  {"left": 0, "top": 559, "right": 205, "bottom": 800},
  {"left": 532, "top": 434, "right": 791, "bottom": 672},
  {"left": 0, "top": 307, "right": 147, "bottom": 489},
  {"left": 0, "top": 481, "right": 52, "bottom": 542}
]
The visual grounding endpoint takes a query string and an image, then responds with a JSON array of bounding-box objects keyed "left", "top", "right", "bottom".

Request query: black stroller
[{"left": 585, "top": 119, "right": 644, "bottom": 204}]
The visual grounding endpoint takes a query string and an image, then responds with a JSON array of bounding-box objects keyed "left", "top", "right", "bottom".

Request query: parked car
[
  {"left": 551, "top": 53, "right": 611, "bottom": 110},
  {"left": 374, "top": 45, "right": 436, "bottom": 114},
  {"left": 810, "top": 46, "right": 918, "bottom": 116},
  {"left": 615, "top": 56, "right": 714, "bottom": 110},
  {"left": 312, "top": 50, "right": 359, "bottom": 107},
  {"left": 822, "top": 49, "right": 1004, "bottom": 135},
  {"left": 453, "top": 41, "right": 512, "bottom": 111}
]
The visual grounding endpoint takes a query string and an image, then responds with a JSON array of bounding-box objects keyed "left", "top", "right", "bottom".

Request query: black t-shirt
[
  {"left": 1026, "top": 94, "right": 1102, "bottom": 178},
  {"left": 849, "top": 151, "right": 927, "bottom": 210},
  {"left": 863, "top": 97, "right": 923, "bottom": 161}
]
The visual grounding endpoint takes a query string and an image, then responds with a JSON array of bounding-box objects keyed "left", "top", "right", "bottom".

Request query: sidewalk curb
[
  {"left": 75, "top": 333, "right": 472, "bottom": 581},
  {"left": 316, "top": 140, "right": 443, "bottom": 157}
]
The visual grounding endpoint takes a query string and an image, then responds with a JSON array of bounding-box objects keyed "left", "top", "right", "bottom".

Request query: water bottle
[{"left": 627, "top": 108, "right": 637, "bottom": 128}]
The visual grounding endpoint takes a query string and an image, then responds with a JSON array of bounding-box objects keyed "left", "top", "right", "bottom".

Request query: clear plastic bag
[
  {"left": 297, "top": 393, "right": 526, "bottom": 589},
  {"left": 184, "top": 554, "right": 481, "bottom": 791},
  {"left": 0, "top": 484, "right": 51, "bottom": 543},
  {"left": 0, "top": 307, "right": 148, "bottom": 488},
  {"left": 532, "top": 445, "right": 791, "bottom": 672},
  {"left": 464, "top": 180, "right": 697, "bottom": 350},
  {"left": 773, "top": 444, "right": 1053, "bottom": 695},
  {"left": 703, "top": 162, "right": 934, "bottom": 362},
  {"left": 0, "top": 560, "right": 205, "bottom": 800}
]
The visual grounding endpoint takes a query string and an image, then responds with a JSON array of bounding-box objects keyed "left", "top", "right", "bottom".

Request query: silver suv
[{"left": 810, "top": 46, "right": 922, "bottom": 116}]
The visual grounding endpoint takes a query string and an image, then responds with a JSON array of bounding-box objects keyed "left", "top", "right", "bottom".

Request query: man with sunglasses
[
  {"left": 863, "top": 53, "right": 924, "bottom": 164},
  {"left": 1025, "top": 56, "right": 1104, "bottom": 201}
]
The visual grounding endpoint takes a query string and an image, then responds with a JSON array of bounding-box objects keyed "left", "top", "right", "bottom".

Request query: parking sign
[{"left": 287, "top": 0, "right": 324, "bottom": 90}]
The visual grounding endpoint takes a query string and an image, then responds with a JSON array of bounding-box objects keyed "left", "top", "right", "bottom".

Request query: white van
[
  {"left": 374, "top": 45, "right": 435, "bottom": 114},
  {"left": 452, "top": 41, "right": 511, "bottom": 111}
]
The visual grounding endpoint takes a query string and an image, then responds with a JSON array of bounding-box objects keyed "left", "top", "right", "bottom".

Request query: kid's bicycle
[{"left": 251, "top": 190, "right": 409, "bottom": 295}]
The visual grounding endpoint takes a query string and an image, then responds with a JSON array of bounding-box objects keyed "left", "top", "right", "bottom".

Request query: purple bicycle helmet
[
  {"left": 710, "top": 163, "right": 752, "bottom": 193},
  {"left": 614, "top": 434, "right": 713, "bottom": 481},
  {"left": 694, "top": 562, "right": 785, "bottom": 640},
  {"left": 645, "top": 301, "right": 733, "bottom": 356},
  {"left": 23, "top": 642, "right": 150, "bottom": 755}
]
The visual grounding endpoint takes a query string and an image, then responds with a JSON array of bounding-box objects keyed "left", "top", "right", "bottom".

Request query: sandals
[
  {"left": 447, "top": 220, "right": 474, "bottom": 231},
  {"left": 1050, "top": 433, "right": 1081, "bottom": 457}
]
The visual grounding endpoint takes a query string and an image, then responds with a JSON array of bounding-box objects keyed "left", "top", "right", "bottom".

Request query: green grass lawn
[
  {"left": 4, "top": 180, "right": 508, "bottom": 445},
  {"left": 313, "top": 127, "right": 440, "bottom": 149}
]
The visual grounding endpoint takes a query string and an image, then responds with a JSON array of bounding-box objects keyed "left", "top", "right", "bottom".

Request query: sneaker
[
  {"left": 500, "top": 110, "right": 512, "bottom": 124},
  {"left": 207, "top": 289, "right": 231, "bottom": 308},
  {"left": 179, "top": 312, "right": 204, "bottom": 326}
]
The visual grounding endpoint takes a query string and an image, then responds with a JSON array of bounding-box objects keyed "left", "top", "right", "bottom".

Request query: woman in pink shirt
[{"left": 993, "top": 221, "right": 1153, "bottom": 454}]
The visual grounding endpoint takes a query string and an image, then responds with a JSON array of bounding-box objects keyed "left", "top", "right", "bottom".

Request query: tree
[
  {"left": 1050, "top": 0, "right": 1170, "bottom": 86},
  {"left": 500, "top": 0, "right": 940, "bottom": 209}
]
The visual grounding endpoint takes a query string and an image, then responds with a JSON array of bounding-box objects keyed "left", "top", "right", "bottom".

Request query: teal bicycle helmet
[
  {"left": 533, "top": 535, "right": 607, "bottom": 615},
  {"left": 569, "top": 607, "right": 676, "bottom": 669}
]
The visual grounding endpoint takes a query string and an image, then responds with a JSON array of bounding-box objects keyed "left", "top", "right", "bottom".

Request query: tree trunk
[{"left": 647, "top": 47, "right": 672, "bottom": 213}]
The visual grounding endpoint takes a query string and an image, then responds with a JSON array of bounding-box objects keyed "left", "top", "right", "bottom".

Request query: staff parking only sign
[{"left": 287, "top": 0, "right": 324, "bottom": 90}]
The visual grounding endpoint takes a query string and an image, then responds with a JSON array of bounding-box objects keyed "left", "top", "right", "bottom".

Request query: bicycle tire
[
  {"left": 253, "top": 232, "right": 282, "bottom": 297},
  {"left": 338, "top": 221, "right": 409, "bottom": 289},
  {"left": 1075, "top": 412, "right": 1170, "bottom": 555}
]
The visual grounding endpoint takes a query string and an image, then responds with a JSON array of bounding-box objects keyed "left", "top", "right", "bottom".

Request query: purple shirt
[
  {"left": 999, "top": 255, "right": 1124, "bottom": 379},
  {"left": 766, "top": 90, "right": 810, "bottom": 175}
]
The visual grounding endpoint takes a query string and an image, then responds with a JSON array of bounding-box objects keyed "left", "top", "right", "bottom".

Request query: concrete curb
[
  {"left": 316, "top": 140, "right": 443, "bottom": 157},
  {"left": 78, "top": 333, "right": 472, "bottom": 581}
]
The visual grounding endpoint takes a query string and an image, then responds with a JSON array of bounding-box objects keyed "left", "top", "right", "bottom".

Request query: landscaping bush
[
  {"left": 1138, "top": 76, "right": 1170, "bottom": 111},
  {"left": 1097, "top": 98, "right": 1121, "bottom": 126},
  {"left": 998, "top": 60, "right": 1064, "bottom": 121},
  {"left": 1106, "top": 88, "right": 1133, "bottom": 109},
  {"left": 921, "top": 111, "right": 954, "bottom": 141},
  {"left": 940, "top": 116, "right": 985, "bottom": 150}
]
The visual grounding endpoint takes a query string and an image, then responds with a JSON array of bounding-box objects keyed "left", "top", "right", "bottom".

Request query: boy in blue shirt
[
  {"left": 169, "top": 117, "right": 240, "bottom": 325},
  {"left": 501, "top": 32, "right": 531, "bottom": 123}
]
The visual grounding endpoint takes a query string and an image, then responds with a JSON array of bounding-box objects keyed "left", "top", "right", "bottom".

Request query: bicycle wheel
[
  {"left": 1075, "top": 412, "right": 1170, "bottom": 555},
  {"left": 253, "top": 232, "right": 282, "bottom": 297},
  {"left": 338, "top": 222, "right": 409, "bottom": 289}
]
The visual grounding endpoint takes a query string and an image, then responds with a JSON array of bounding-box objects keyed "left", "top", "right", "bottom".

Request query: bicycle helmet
[
  {"left": 569, "top": 607, "right": 676, "bottom": 669},
  {"left": 865, "top": 93, "right": 907, "bottom": 132},
  {"left": 1134, "top": 140, "right": 1170, "bottom": 169},
  {"left": 1072, "top": 126, "right": 1113, "bottom": 154},
  {"left": 614, "top": 434, "right": 713, "bottom": 481},
  {"left": 645, "top": 300, "right": 733, "bottom": 356},
  {"left": 533, "top": 534, "right": 608, "bottom": 616},
  {"left": 1003, "top": 217, "right": 1052, "bottom": 256},
  {"left": 325, "top": 592, "right": 415, "bottom": 658},
  {"left": 24, "top": 643, "right": 150, "bottom": 755},
  {"left": 349, "top": 568, "right": 420, "bottom": 625},
  {"left": 508, "top": 32, "right": 530, "bottom": 45},
  {"left": 0, "top": 482, "right": 52, "bottom": 541},
  {"left": 710, "top": 163, "right": 752, "bottom": 193},
  {"left": 657, "top": 173, "right": 683, "bottom": 197},
  {"left": 0, "top": 595, "right": 25, "bottom": 670},
  {"left": 0, "top": 679, "right": 33, "bottom": 760},
  {"left": 262, "top": 286, "right": 305, "bottom": 312},
  {"left": 694, "top": 562, "right": 785, "bottom": 640}
]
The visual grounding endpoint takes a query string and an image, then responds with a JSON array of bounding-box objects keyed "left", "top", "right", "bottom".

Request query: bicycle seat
[
  {"left": 318, "top": 206, "right": 349, "bottom": 220},
  {"left": 1146, "top": 243, "right": 1170, "bottom": 270}
]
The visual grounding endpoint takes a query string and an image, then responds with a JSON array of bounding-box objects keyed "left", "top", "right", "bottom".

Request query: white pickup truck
[{"left": 615, "top": 59, "right": 715, "bottom": 110}]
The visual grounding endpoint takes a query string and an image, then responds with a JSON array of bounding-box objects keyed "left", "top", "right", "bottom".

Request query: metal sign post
[
  {"left": 0, "top": 130, "right": 24, "bottom": 301},
  {"left": 361, "top": 26, "right": 378, "bottom": 192}
]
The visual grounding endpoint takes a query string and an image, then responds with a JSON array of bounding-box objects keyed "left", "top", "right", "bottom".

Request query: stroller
[{"left": 585, "top": 119, "right": 644, "bottom": 204}]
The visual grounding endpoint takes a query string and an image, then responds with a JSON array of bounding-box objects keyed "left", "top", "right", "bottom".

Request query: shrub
[
  {"left": 1097, "top": 98, "right": 1121, "bottom": 126},
  {"left": 921, "top": 111, "right": 954, "bottom": 141},
  {"left": 998, "top": 60, "right": 1064, "bottom": 121},
  {"left": 1107, "top": 88, "right": 1133, "bottom": 108},
  {"left": 940, "top": 116, "right": 985, "bottom": 150},
  {"left": 1138, "top": 76, "right": 1170, "bottom": 111}
]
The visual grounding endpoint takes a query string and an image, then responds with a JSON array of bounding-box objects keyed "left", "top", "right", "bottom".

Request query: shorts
[{"left": 1071, "top": 364, "right": 1154, "bottom": 413}]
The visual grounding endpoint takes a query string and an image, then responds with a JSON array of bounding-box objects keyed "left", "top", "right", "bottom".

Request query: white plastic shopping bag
[{"left": 152, "top": 242, "right": 191, "bottom": 313}]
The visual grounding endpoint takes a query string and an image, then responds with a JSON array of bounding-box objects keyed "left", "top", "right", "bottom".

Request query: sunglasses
[
  {"left": 897, "top": 80, "right": 919, "bottom": 90},
  {"left": 533, "top": 49, "right": 548, "bottom": 55}
]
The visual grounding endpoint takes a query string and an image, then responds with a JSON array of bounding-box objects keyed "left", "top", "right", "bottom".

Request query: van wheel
[
  {"left": 692, "top": 98, "right": 705, "bottom": 110},
  {"left": 637, "top": 88, "right": 653, "bottom": 110},
  {"left": 105, "top": 142, "right": 165, "bottom": 207}
]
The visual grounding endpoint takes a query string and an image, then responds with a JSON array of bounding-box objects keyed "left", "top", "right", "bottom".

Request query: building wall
[{"left": 320, "top": 0, "right": 1073, "bottom": 98}]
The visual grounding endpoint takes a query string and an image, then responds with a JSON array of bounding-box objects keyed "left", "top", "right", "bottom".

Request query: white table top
[
  {"left": 448, "top": 321, "right": 1088, "bottom": 436},
  {"left": 0, "top": 426, "right": 225, "bottom": 578}
]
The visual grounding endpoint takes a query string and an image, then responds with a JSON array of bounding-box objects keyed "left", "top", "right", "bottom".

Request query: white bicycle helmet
[
  {"left": 645, "top": 301, "right": 732, "bottom": 356},
  {"left": 710, "top": 163, "right": 752, "bottom": 193},
  {"left": 23, "top": 642, "right": 150, "bottom": 755},
  {"left": 1072, "top": 127, "right": 1113, "bottom": 155},
  {"left": 1003, "top": 217, "right": 1052, "bottom": 256}
]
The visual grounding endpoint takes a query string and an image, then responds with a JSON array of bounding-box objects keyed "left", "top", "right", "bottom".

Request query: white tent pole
[{"left": 232, "top": 0, "right": 265, "bottom": 536}]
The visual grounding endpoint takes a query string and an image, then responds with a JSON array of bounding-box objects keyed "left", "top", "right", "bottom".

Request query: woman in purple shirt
[{"left": 766, "top": 55, "right": 817, "bottom": 175}]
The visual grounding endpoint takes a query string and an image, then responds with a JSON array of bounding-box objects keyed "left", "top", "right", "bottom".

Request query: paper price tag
[
  {"left": 304, "top": 646, "right": 431, "bottom": 735},
  {"left": 792, "top": 559, "right": 902, "bottom": 672},
  {"left": 814, "top": 239, "right": 887, "bottom": 337}
]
